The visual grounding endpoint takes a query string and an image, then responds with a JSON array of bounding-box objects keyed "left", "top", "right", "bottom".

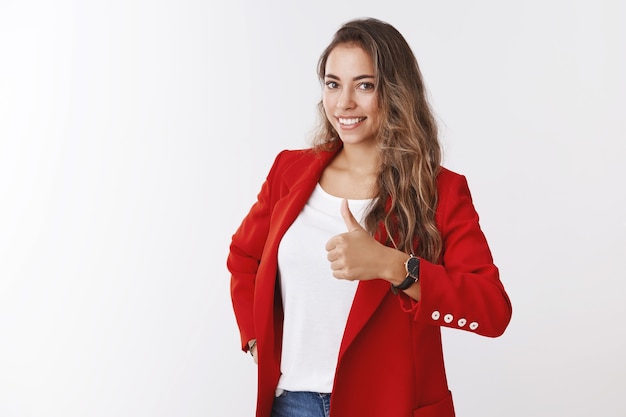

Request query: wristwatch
[{"left": 391, "top": 254, "right": 420, "bottom": 295}]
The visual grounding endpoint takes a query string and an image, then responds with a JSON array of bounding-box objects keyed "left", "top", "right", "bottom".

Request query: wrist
[
  {"left": 390, "top": 253, "right": 420, "bottom": 295},
  {"left": 383, "top": 248, "right": 413, "bottom": 286}
]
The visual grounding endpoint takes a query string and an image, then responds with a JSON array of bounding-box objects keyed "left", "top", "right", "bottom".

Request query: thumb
[{"left": 341, "top": 199, "right": 363, "bottom": 232}]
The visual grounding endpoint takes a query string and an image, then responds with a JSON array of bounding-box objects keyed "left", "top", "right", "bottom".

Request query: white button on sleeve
[
  {"left": 457, "top": 318, "right": 467, "bottom": 327},
  {"left": 469, "top": 322, "right": 479, "bottom": 330},
  {"left": 443, "top": 314, "right": 453, "bottom": 324},
  {"left": 431, "top": 311, "right": 440, "bottom": 320}
]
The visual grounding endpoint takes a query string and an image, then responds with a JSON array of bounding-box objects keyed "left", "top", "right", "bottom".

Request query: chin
[{"left": 338, "top": 135, "right": 377, "bottom": 146}]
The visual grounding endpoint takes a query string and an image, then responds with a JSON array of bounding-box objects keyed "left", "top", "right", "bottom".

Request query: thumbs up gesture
[{"left": 325, "top": 199, "right": 387, "bottom": 281}]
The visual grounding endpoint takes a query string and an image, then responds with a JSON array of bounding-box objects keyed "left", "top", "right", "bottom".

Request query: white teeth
[{"left": 338, "top": 117, "right": 364, "bottom": 125}]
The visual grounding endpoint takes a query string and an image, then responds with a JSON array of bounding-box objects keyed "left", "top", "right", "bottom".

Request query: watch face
[{"left": 406, "top": 257, "right": 420, "bottom": 279}]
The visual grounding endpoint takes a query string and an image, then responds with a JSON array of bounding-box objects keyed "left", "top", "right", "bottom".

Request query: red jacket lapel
[{"left": 268, "top": 146, "right": 392, "bottom": 363}]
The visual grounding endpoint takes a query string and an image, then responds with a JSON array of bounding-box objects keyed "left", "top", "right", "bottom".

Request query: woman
[{"left": 227, "top": 17, "right": 512, "bottom": 417}]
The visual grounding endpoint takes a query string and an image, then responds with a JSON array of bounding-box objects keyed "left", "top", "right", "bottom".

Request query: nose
[{"left": 337, "top": 89, "right": 355, "bottom": 110}]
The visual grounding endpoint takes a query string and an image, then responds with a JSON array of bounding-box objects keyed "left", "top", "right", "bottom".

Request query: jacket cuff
[{"left": 397, "top": 291, "right": 420, "bottom": 317}]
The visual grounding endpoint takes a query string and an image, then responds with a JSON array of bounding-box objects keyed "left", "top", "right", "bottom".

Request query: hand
[
  {"left": 248, "top": 339, "right": 258, "bottom": 365},
  {"left": 325, "top": 199, "right": 387, "bottom": 281},
  {"left": 251, "top": 345, "right": 258, "bottom": 364}
]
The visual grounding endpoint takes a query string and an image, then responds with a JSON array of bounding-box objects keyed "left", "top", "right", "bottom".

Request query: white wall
[{"left": 1, "top": 1, "right": 624, "bottom": 416}]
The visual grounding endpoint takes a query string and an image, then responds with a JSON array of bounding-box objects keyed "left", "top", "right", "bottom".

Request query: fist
[{"left": 325, "top": 199, "right": 385, "bottom": 281}]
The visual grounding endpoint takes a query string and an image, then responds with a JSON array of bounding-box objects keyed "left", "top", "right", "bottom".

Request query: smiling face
[{"left": 322, "top": 44, "right": 380, "bottom": 147}]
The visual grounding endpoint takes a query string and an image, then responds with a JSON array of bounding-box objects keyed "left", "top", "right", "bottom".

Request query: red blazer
[{"left": 228, "top": 146, "right": 512, "bottom": 417}]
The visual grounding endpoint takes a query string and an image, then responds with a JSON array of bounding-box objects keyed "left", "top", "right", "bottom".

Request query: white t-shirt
[{"left": 276, "top": 183, "right": 373, "bottom": 393}]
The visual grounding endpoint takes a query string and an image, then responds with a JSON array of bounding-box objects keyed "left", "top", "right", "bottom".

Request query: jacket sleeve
[
  {"left": 398, "top": 173, "right": 512, "bottom": 337},
  {"left": 227, "top": 151, "right": 286, "bottom": 351}
]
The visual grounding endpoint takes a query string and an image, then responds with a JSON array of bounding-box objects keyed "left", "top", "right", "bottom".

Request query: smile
[{"left": 338, "top": 117, "right": 366, "bottom": 126}]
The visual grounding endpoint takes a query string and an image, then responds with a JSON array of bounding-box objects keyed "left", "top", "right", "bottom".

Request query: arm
[
  {"left": 227, "top": 151, "right": 286, "bottom": 351},
  {"left": 397, "top": 173, "right": 512, "bottom": 337},
  {"left": 326, "top": 173, "right": 511, "bottom": 337}
]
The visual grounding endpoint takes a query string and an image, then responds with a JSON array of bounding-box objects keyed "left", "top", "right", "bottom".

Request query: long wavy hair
[{"left": 313, "top": 18, "right": 442, "bottom": 262}]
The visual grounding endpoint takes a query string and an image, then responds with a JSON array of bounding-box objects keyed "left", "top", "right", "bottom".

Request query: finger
[{"left": 341, "top": 199, "right": 363, "bottom": 232}]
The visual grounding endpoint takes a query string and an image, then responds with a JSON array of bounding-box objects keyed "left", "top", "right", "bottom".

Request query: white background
[{"left": 1, "top": 0, "right": 625, "bottom": 416}]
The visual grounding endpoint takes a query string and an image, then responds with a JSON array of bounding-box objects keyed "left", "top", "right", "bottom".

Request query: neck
[{"left": 338, "top": 142, "right": 380, "bottom": 176}]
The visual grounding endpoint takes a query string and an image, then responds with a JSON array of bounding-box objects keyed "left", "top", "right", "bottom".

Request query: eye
[
  {"left": 358, "top": 82, "right": 375, "bottom": 91},
  {"left": 325, "top": 81, "right": 339, "bottom": 89}
]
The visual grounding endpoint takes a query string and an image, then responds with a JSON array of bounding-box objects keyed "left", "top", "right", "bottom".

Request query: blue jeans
[{"left": 271, "top": 390, "right": 331, "bottom": 417}]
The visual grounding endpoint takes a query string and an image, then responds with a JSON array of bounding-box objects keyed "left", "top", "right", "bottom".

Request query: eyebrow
[{"left": 325, "top": 73, "right": 375, "bottom": 81}]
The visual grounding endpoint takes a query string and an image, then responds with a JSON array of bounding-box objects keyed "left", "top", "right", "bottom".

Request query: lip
[{"left": 336, "top": 116, "right": 366, "bottom": 129}]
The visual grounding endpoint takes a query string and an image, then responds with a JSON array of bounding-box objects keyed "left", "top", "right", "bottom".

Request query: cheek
[
  {"left": 322, "top": 96, "right": 334, "bottom": 119},
  {"left": 368, "top": 99, "right": 381, "bottom": 124},
  {"left": 368, "top": 97, "right": 379, "bottom": 114}
]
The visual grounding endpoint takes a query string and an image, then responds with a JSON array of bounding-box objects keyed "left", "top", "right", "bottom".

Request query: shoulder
[
  {"left": 273, "top": 147, "right": 318, "bottom": 164},
  {"left": 437, "top": 166, "right": 468, "bottom": 188},
  {"left": 436, "top": 166, "right": 474, "bottom": 205},
  {"left": 268, "top": 146, "right": 338, "bottom": 176}
]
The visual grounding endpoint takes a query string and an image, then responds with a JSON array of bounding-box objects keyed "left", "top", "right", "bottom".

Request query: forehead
[{"left": 325, "top": 44, "right": 375, "bottom": 76}]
